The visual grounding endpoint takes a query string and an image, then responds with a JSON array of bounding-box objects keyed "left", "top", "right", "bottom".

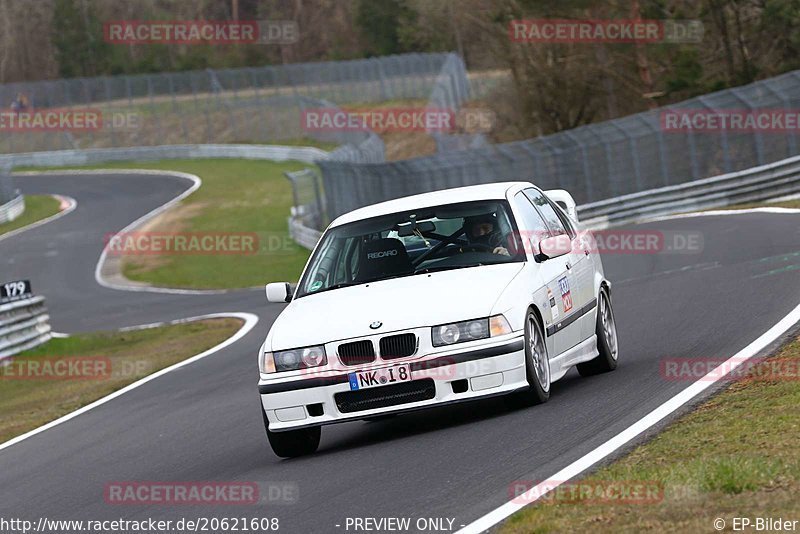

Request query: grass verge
[
  {"left": 0, "top": 318, "right": 243, "bottom": 443},
  {"left": 0, "top": 195, "right": 61, "bottom": 237},
  {"left": 19, "top": 159, "right": 314, "bottom": 288},
  {"left": 503, "top": 335, "right": 800, "bottom": 533}
]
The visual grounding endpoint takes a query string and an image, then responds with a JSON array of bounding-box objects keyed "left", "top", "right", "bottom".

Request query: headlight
[
  {"left": 260, "top": 345, "right": 327, "bottom": 374},
  {"left": 433, "top": 319, "right": 488, "bottom": 346},
  {"left": 432, "top": 314, "right": 511, "bottom": 347},
  {"left": 431, "top": 315, "right": 504, "bottom": 347}
]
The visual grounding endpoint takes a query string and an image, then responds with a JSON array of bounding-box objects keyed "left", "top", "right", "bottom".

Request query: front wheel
[
  {"left": 262, "top": 408, "right": 320, "bottom": 458},
  {"left": 577, "top": 287, "right": 619, "bottom": 376},
  {"left": 508, "top": 309, "right": 551, "bottom": 407}
]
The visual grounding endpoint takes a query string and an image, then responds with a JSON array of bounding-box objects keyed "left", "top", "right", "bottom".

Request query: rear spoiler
[{"left": 544, "top": 189, "right": 578, "bottom": 222}]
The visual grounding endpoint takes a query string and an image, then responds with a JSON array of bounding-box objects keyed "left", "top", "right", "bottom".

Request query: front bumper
[{"left": 259, "top": 336, "right": 526, "bottom": 431}]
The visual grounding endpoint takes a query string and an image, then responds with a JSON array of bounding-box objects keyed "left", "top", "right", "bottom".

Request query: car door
[
  {"left": 523, "top": 188, "right": 591, "bottom": 353},
  {"left": 512, "top": 191, "right": 574, "bottom": 358},
  {"left": 549, "top": 199, "right": 597, "bottom": 343}
]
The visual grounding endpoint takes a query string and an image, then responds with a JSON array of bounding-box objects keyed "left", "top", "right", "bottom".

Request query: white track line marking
[
  {"left": 0, "top": 195, "right": 76, "bottom": 244},
  {"left": 0, "top": 170, "right": 265, "bottom": 453},
  {"left": 644, "top": 206, "right": 800, "bottom": 224},
  {"left": 0, "top": 312, "right": 258, "bottom": 453},
  {"left": 457, "top": 301, "right": 800, "bottom": 534},
  {"left": 14, "top": 169, "right": 231, "bottom": 295}
]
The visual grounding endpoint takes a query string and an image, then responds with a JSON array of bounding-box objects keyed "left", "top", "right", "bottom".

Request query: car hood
[{"left": 268, "top": 262, "right": 524, "bottom": 350}]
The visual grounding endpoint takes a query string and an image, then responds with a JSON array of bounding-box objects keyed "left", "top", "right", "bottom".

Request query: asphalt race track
[{"left": 1, "top": 172, "right": 799, "bottom": 533}]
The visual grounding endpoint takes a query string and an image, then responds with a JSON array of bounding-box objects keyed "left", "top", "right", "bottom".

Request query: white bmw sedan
[{"left": 258, "top": 182, "right": 619, "bottom": 457}]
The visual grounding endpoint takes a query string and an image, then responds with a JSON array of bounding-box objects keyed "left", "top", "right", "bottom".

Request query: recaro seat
[{"left": 356, "top": 237, "right": 413, "bottom": 282}]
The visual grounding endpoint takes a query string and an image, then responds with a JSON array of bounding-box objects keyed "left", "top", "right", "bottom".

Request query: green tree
[
  {"left": 762, "top": 0, "right": 800, "bottom": 72},
  {"left": 51, "top": 0, "right": 111, "bottom": 78},
  {"left": 356, "top": 0, "right": 417, "bottom": 56}
]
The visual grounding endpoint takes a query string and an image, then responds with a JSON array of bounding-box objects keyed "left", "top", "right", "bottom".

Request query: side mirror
[
  {"left": 544, "top": 189, "right": 579, "bottom": 222},
  {"left": 537, "top": 235, "right": 572, "bottom": 261},
  {"left": 266, "top": 282, "right": 293, "bottom": 303}
]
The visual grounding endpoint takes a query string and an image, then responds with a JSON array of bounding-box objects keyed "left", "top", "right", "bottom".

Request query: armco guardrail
[
  {"left": 0, "top": 295, "right": 51, "bottom": 361},
  {"left": 285, "top": 169, "right": 325, "bottom": 249},
  {"left": 288, "top": 207, "right": 323, "bottom": 250},
  {"left": 0, "top": 144, "right": 330, "bottom": 168},
  {"left": 0, "top": 194, "right": 25, "bottom": 224},
  {"left": 288, "top": 153, "right": 800, "bottom": 249},
  {"left": 578, "top": 153, "right": 800, "bottom": 228}
]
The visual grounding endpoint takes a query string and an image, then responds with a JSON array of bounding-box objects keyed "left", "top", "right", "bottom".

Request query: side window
[
  {"left": 523, "top": 188, "right": 567, "bottom": 237},
  {"left": 332, "top": 238, "right": 360, "bottom": 284},
  {"left": 549, "top": 199, "right": 577, "bottom": 238},
  {"left": 514, "top": 192, "right": 550, "bottom": 253}
]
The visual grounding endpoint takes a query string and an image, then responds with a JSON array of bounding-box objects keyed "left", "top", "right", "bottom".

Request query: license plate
[{"left": 348, "top": 364, "right": 411, "bottom": 391}]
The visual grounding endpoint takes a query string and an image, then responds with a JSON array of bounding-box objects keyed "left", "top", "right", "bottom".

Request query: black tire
[
  {"left": 577, "top": 287, "right": 619, "bottom": 377},
  {"left": 508, "top": 308, "right": 551, "bottom": 407},
  {"left": 262, "top": 408, "right": 320, "bottom": 458}
]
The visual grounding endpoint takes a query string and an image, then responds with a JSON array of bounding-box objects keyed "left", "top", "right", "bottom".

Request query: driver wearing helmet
[{"left": 462, "top": 213, "right": 510, "bottom": 256}]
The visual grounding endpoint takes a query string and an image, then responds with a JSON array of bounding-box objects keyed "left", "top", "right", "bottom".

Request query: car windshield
[{"left": 296, "top": 200, "right": 525, "bottom": 298}]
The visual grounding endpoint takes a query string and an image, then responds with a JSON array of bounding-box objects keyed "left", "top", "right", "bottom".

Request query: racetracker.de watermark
[
  {"left": 509, "top": 19, "right": 703, "bottom": 43},
  {"left": 104, "top": 20, "right": 298, "bottom": 45},
  {"left": 660, "top": 356, "right": 800, "bottom": 382},
  {"left": 104, "top": 232, "right": 259, "bottom": 256},
  {"left": 507, "top": 230, "right": 704, "bottom": 255},
  {"left": 0, "top": 357, "right": 149, "bottom": 381},
  {"left": 0, "top": 110, "right": 140, "bottom": 132},
  {"left": 661, "top": 109, "right": 800, "bottom": 133},
  {"left": 303, "top": 108, "right": 452, "bottom": 133},
  {"left": 104, "top": 482, "right": 298, "bottom": 505},
  {"left": 302, "top": 108, "right": 496, "bottom": 133},
  {"left": 0, "top": 109, "right": 98, "bottom": 131},
  {"left": 508, "top": 479, "right": 664, "bottom": 505}
]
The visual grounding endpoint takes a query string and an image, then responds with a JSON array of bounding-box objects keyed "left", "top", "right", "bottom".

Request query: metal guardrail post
[{"left": 312, "top": 172, "right": 325, "bottom": 230}]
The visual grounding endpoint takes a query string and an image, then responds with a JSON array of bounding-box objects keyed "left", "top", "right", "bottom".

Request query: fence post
[
  {"left": 763, "top": 75, "right": 798, "bottom": 158},
  {"left": 730, "top": 87, "right": 765, "bottom": 166},
  {"left": 697, "top": 95, "right": 731, "bottom": 173},
  {"left": 607, "top": 120, "right": 643, "bottom": 193},
  {"left": 685, "top": 121, "right": 701, "bottom": 180}
]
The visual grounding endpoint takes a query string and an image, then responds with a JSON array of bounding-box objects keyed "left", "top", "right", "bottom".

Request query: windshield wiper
[
  {"left": 414, "top": 263, "right": 484, "bottom": 274},
  {"left": 302, "top": 274, "right": 411, "bottom": 296},
  {"left": 304, "top": 264, "right": 490, "bottom": 297},
  {"left": 357, "top": 273, "right": 413, "bottom": 285}
]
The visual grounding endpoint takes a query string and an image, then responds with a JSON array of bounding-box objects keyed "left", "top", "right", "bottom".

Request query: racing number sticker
[
  {"left": 558, "top": 276, "right": 573, "bottom": 313},
  {"left": 547, "top": 287, "right": 559, "bottom": 320}
]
